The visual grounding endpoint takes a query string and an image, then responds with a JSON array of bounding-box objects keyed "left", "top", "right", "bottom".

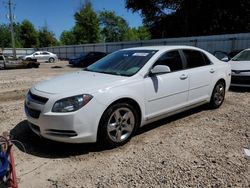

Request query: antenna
[{"left": 6, "top": 0, "right": 16, "bottom": 58}]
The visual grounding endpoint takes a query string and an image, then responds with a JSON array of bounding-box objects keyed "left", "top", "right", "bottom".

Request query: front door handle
[
  {"left": 180, "top": 74, "right": 188, "bottom": 80},
  {"left": 210, "top": 68, "right": 215, "bottom": 73}
]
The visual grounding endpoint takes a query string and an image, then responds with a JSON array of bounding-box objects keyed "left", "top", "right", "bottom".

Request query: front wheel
[
  {"left": 98, "top": 103, "right": 139, "bottom": 147},
  {"left": 210, "top": 81, "right": 225, "bottom": 109}
]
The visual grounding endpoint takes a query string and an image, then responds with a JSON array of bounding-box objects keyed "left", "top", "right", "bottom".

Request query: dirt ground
[{"left": 0, "top": 61, "right": 249, "bottom": 188}]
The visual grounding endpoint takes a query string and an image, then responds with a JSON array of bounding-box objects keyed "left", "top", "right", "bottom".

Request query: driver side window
[{"left": 153, "top": 50, "right": 183, "bottom": 72}]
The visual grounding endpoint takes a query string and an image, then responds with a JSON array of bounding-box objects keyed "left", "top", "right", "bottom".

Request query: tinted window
[
  {"left": 154, "top": 51, "right": 183, "bottom": 72},
  {"left": 0, "top": 56, "right": 4, "bottom": 61},
  {"left": 42, "top": 52, "right": 49, "bottom": 55},
  {"left": 203, "top": 54, "right": 212, "bottom": 65},
  {"left": 183, "top": 50, "right": 208, "bottom": 68}
]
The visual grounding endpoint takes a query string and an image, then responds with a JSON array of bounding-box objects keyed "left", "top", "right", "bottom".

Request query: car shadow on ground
[
  {"left": 10, "top": 121, "right": 105, "bottom": 158},
  {"left": 229, "top": 86, "right": 250, "bottom": 92},
  {"left": 136, "top": 104, "right": 206, "bottom": 136},
  {"left": 11, "top": 105, "right": 209, "bottom": 159}
]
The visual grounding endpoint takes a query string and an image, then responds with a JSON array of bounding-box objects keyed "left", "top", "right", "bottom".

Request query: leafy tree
[
  {"left": 136, "top": 26, "right": 151, "bottom": 40},
  {"left": 73, "top": 0, "right": 100, "bottom": 44},
  {"left": 0, "top": 24, "right": 11, "bottom": 48},
  {"left": 126, "top": 0, "right": 250, "bottom": 38},
  {"left": 19, "top": 20, "right": 39, "bottom": 47},
  {"left": 99, "top": 10, "right": 129, "bottom": 42},
  {"left": 123, "top": 26, "right": 151, "bottom": 41},
  {"left": 38, "top": 26, "right": 58, "bottom": 47},
  {"left": 13, "top": 23, "right": 23, "bottom": 48},
  {"left": 60, "top": 30, "right": 76, "bottom": 45}
]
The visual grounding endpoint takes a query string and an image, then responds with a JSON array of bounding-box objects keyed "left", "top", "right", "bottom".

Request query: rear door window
[{"left": 183, "top": 50, "right": 210, "bottom": 68}]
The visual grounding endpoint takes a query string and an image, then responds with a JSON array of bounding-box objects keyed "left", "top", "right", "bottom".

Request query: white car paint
[
  {"left": 22, "top": 51, "right": 58, "bottom": 62},
  {"left": 229, "top": 49, "right": 250, "bottom": 87},
  {"left": 25, "top": 46, "right": 231, "bottom": 143}
]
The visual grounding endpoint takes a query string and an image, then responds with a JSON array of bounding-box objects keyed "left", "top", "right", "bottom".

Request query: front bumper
[
  {"left": 231, "top": 75, "right": 250, "bottom": 87},
  {"left": 24, "top": 89, "right": 105, "bottom": 143}
]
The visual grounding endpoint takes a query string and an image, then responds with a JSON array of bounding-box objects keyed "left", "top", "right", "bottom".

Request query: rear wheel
[
  {"left": 210, "top": 81, "right": 225, "bottom": 109},
  {"left": 49, "top": 57, "right": 55, "bottom": 63},
  {"left": 98, "top": 103, "right": 139, "bottom": 147}
]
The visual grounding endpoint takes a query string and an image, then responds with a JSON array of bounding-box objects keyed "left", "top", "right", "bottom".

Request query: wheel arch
[
  {"left": 102, "top": 97, "right": 142, "bottom": 126},
  {"left": 97, "top": 97, "right": 142, "bottom": 143}
]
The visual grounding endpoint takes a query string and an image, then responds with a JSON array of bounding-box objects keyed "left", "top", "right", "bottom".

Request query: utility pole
[{"left": 7, "top": 0, "right": 16, "bottom": 58}]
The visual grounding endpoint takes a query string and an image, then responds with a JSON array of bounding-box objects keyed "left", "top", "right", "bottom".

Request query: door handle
[
  {"left": 180, "top": 74, "right": 188, "bottom": 80},
  {"left": 210, "top": 68, "right": 215, "bottom": 73}
]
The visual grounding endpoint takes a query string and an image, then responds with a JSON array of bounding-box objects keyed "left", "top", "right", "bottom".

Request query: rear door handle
[
  {"left": 210, "top": 68, "right": 215, "bottom": 73},
  {"left": 180, "top": 74, "right": 188, "bottom": 80}
]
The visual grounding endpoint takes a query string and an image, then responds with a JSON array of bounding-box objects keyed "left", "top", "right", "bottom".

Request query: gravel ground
[{"left": 0, "top": 61, "right": 249, "bottom": 188}]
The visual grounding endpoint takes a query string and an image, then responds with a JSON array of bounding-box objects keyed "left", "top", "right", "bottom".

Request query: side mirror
[
  {"left": 150, "top": 65, "right": 171, "bottom": 75},
  {"left": 221, "top": 56, "right": 230, "bottom": 62}
]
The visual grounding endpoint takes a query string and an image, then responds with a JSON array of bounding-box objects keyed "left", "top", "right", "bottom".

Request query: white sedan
[
  {"left": 229, "top": 48, "right": 250, "bottom": 87},
  {"left": 21, "top": 51, "right": 58, "bottom": 63},
  {"left": 25, "top": 46, "right": 231, "bottom": 146}
]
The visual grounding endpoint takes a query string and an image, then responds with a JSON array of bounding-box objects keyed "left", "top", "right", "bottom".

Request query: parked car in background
[
  {"left": 20, "top": 51, "right": 58, "bottom": 63},
  {"left": 25, "top": 46, "right": 231, "bottom": 147},
  {"left": 229, "top": 49, "right": 250, "bottom": 87},
  {"left": 0, "top": 55, "right": 40, "bottom": 69},
  {"left": 68, "top": 52, "right": 107, "bottom": 67},
  {"left": 214, "top": 50, "right": 243, "bottom": 62}
]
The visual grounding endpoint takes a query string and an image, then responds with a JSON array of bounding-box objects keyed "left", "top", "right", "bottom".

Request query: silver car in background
[
  {"left": 21, "top": 51, "right": 58, "bottom": 63},
  {"left": 229, "top": 48, "right": 250, "bottom": 87}
]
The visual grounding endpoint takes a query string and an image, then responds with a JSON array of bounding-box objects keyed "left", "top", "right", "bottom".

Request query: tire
[
  {"left": 33, "top": 63, "right": 39, "bottom": 68},
  {"left": 98, "top": 103, "right": 139, "bottom": 147},
  {"left": 209, "top": 81, "right": 226, "bottom": 109},
  {"left": 27, "top": 63, "right": 33, "bottom": 68},
  {"left": 48, "top": 57, "right": 55, "bottom": 63}
]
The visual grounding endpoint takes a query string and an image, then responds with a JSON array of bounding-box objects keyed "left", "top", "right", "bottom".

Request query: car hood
[
  {"left": 230, "top": 61, "right": 250, "bottom": 70},
  {"left": 34, "top": 71, "right": 127, "bottom": 94}
]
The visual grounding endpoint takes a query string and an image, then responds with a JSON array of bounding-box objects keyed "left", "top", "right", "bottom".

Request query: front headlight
[{"left": 52, "top": 94, "right": 93, "bottom": 113}]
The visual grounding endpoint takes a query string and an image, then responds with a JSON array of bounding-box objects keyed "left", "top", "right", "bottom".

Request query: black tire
[
  {"left": 27, "top": 63, "right": 33, "bottom": 68},
  {"left": 209, "top": 81, "right": 226, "bottom": 109},
  {"left": 49, "top": 57, "right": 55, "bottom": 63},
  {"left": 33, "top": 63, "right": 39, "bottom": 68},
  {"left": 98, "top": 103, "right": 139, "bottom": 147},
  {"left": 26, "top": 57, "right": 32, "bottom": 61}
]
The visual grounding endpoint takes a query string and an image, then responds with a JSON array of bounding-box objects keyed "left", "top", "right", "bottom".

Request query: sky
[{"left": 0, "top": 0, "right": 143, "bottom": 39}]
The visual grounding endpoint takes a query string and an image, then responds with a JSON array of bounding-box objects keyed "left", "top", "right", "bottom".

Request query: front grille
[
  {"left": 231, "top": 76, "right": 250, "bottom": 85},
  {"left": 45, "top": 129, "right": 78, "bottom": 137},
  {"left": 25, "top": 104, "right": 41, "bottom": 119},
  {"left": 28, "top": 91, "right": 48, "bottom": 104}
]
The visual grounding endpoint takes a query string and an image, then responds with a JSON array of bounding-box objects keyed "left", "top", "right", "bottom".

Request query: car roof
[{"left": 120, "top": 45, "right": 204, "bottom": 51}]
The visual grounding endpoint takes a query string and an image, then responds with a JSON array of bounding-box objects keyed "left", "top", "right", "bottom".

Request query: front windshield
[
  {"left": 232, "top": 50, "right": 250, "bottom": 61},
  {"left": 85, "top": 50, "right": 157, "bottom": 76}
]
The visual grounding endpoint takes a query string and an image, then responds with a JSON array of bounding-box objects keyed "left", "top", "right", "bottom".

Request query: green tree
[
  {"left": 60, "top": 29, "right": 76, "bottom": 45},
  {"left": 99, "top": 10, "right": 129, "bottom": 42},
  {"left": 19, "top": 20, "right": 39, "bottom": 47},
  {"left": 0, "top": 24, "right": 11, "bottom": 48},
  {"left": 126, "top": 0, "right": 250, "bottom": 38},
  {"left": 123, "top": 26, "right": 151, "bottom": 41},
  {"left": 73, "top": 0, "right": 100, "bottom": 44},
  {"left": 38, "top": 26, "right": 58, "bottom": 47}
]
